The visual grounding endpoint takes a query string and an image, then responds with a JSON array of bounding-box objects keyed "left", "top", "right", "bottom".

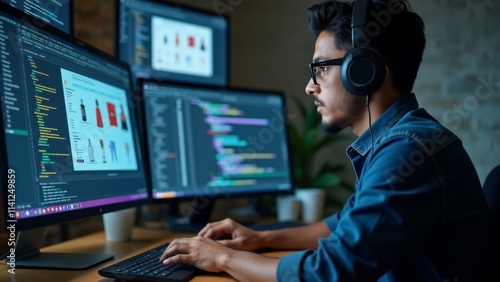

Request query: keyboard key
[{"left": 98, "top": 243, "right": 197, "bottom": 282}]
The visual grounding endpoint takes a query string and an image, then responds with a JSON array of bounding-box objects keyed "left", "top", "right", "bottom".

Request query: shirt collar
[{"left": 348, "top": 93, "right": 419, "bottom": 158}]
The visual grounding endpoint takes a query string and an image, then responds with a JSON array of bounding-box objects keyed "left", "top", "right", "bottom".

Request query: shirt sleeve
[
  {"left": 323, "top": 192, "right": 356, "bottom": 231},
  {"left": 277, "top": 134, "right": 444, "bottom": 281}
]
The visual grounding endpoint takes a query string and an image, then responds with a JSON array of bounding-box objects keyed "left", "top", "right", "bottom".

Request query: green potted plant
[{"left": 285, "top": 96, "right": 353, "bottom": 222}]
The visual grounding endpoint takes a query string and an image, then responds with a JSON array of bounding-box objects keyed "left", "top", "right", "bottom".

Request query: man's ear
[{"left": 384, "top": 64, "right": 390, "bottom": 81}]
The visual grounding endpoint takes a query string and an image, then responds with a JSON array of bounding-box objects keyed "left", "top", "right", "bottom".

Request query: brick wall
[
  {"left": 412, "top": 0, "right": 500, "bottom": 183},
  {"left": 73, "top": 0, "right": 114, "bottom": 55},
  {"left": 73, "top": 0, "right": 500, "bottom": 185}
]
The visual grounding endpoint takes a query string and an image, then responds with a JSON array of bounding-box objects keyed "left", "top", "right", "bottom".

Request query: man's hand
[
  {"left": 197, "top": 218, "right": 263, "bottom": 251},
  {"left": 159, "top": 233, "right": 280, "bottom": 282},
  {"left": 159, "top": 236, "right": 232, "bottom": 272}
]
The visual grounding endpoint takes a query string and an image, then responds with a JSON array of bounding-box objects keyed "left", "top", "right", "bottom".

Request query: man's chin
[{"left": 321, "top": 121, "right": 344, "bottom": 135}]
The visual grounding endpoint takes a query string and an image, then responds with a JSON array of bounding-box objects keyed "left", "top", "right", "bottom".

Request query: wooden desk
[{"left": 1, "top": 227, "right": 288, "bottom": 281}]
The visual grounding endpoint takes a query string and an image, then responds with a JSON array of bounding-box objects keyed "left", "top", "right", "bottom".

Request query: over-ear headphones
[{"left": 340, "top": 0, "right": 386, "bottom": 96}]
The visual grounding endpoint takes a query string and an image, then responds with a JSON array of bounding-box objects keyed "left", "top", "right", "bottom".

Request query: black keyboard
[{"left": 98, "top": 243, "right": 198, "bottom": 282}]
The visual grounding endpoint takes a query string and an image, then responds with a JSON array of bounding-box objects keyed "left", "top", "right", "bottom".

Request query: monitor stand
[
  {"left": 6, "top": 227, "right": 113, "bottom": 269},
  {"left": 165, "top": 197, "right": 216, "bottom": 233}
]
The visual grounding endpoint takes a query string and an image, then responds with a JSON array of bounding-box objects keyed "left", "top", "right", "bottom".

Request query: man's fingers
[
  {"left": 162, "top": 253, "right": 191, "bottom": 265},
  {"left": 159, "top": 239, "right": 190, "bottom": 262},
  {"left": 199, "top": 220, "right": 234, "bottom": 239}
]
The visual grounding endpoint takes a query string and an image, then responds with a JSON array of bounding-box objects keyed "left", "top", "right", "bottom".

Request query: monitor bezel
[
  {"left": 0, "top": 2, "right": 149, "bottom": 232},
  {"left": 136, "top": 77, "right": 296, "bottom": 204},
  {"left": 0, "top": 0, "right": 74, "bottom": 35},
  {"left": 115, "top": 0, "right": 231, "bottom": 87}
]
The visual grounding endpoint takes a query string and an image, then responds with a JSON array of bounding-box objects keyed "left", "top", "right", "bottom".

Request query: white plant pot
[{"left": 295, "top": 188, "right": 326, "bottom": 223}]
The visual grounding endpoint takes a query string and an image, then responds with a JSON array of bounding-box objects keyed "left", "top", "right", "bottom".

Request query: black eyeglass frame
[{"left": 308, "top": 58, "right": 344, "bottom": 85}]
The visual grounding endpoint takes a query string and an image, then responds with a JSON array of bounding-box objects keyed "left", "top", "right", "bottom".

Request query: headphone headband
[{"left": 351, "top": 0, "right": 370, "bottom": 48}]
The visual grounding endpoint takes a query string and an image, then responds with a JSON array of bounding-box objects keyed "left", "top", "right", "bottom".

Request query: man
[{"left": 160, "top": 1, "right": 492, "bottom": 281}]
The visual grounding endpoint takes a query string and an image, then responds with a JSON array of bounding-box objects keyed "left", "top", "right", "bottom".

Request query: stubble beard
[
  {"left": 322, "top": 91, "right": 366, "bottom": 135},
  {"left": 321, "top": 120, "right": 344, "bottom": 135}
]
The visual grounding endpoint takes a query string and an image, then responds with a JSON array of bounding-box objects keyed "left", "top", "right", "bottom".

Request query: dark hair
[{"left": 308, "top": 0, "right": 426, "bottom": 94}]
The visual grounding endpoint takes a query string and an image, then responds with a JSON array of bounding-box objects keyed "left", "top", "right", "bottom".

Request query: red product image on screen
[
  {"left": 95, "top": 99, "right": 103, "bottom": 128},
  {"left": 107, "top": 102, "right": 117, "bottom": 126},
  {"left": 188, "top": 36, "right": 195, "bottom": 47}
]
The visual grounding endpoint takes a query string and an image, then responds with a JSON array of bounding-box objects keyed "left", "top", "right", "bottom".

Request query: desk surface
[{"left": 1, "top": 227, "right": 287, "bottom": 281}]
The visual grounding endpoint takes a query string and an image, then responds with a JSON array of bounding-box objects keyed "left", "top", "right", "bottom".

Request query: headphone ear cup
[{"left": 340, "top": 47, "right": 386, "bottom": 96}]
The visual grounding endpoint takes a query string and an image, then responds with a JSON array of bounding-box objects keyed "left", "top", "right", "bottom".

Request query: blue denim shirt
[{"left": 277, "top": 93, "right": 491, "bottom": 281}]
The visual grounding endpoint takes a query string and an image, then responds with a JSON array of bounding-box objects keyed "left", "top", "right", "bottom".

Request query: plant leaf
[
  {"left": 286, "top": 95, "right": 353, "bottom": 192},
  {"left": 304, "top": 103, "right": 320, "bottom": 132},
  {"left": 316, "top": 163, "right": 345, "bottom": 175},
  {"left": 311, "top": 171, "right": 341, "bottom": 187},
  {"left": 303, "top": 127, "right": 319, "bottom": 156}
]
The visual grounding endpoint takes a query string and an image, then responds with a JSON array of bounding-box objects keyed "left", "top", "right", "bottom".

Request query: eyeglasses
[{"left": 308, "top": 58, "right": 344, "bottom": 85}]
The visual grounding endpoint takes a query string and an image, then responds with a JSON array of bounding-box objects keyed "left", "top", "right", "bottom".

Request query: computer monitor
[
  {"left": 116, "top": 0, "right": 229, "bottom": 87},
  {"left": 0, "top": 3, "right": 148, "bottom": 269},
  {"left": 138, "top": 79, "right": 294, "bottom": 232},
  {"left": 0, "top": 0, "right": 73, "bottom": 34}
]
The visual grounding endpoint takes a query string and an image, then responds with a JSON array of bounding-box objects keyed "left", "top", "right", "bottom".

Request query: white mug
[{"left": 102, "top": 207, "right": 136, "bottom": 242}]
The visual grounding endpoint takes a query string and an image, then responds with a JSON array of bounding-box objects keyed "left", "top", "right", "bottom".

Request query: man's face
[{"left": 305, "top": 31, "right": 365, "bottom": 134}]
